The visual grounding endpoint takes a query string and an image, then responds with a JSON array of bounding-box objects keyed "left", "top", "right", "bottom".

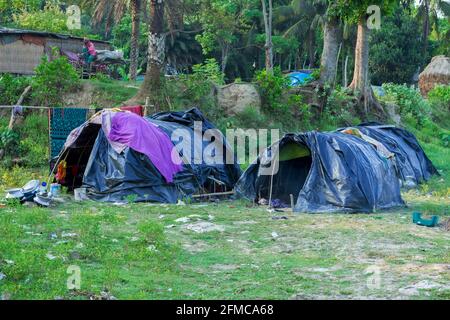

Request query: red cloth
[{"left": 120, "top": 105, "right": 143, "bottom": 117}]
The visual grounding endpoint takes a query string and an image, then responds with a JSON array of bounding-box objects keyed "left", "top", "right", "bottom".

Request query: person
[{"left": 82, "top": 38, "right": 97, "bottom": 66}]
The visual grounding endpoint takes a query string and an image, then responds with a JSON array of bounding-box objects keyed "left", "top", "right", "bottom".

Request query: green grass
[
  {"left": 88, "top": 79, "right": 139, "bottom": 107},
  {"left": 0, "top": 194, "right": 448, "bottom": 300}
]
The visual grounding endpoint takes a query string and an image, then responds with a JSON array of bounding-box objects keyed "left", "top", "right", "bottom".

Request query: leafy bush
[
  {"left": 428, "top": 85, "right": 450, "bottom": 128},
  {"left": 254, "top": 67, "right": 289, "bottom": 114},
  {"left": 176, "top": 58, "right": 224, "bottom": 107},
  {"left": 321, "top": 87, "right": 360, "bottom": 129},
  {"left": 0, "top": 127, "right": 19, "bottom": 156},
  {"left": 234, "top": 106, "right": 268, "bottom": 129},
  {"left": 191, "top": 58, "right": 225, "bottom": 85},
  {"left": 18, "top": 114, "right": 49, "bottom": 167},
  {"left": 381, "top": 83, "right": 431, "bottom": 125},
  {"left": 0, "top": 74, "right": 32, "bottom": 105},
  {"left": 370, "top": 8, "right": 425, "bottom": 85},
  {"left": 287, "top": 94, "right": 313, "bottom": 131},
  {"left": 32, "top": 49, "right": 80, "bottom": 107}
]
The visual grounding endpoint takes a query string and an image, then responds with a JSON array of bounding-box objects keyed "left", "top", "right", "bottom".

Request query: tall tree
[
  {"left": 319, "top": 5, "right": 342, "bottom": 85},
  {"left": 336, "top": 0, "right": 397, "bottom": 116},
  {"left": 261, "top": 0, "right": 274, "bottom": 74},
  {"left": 279, "top": 0, "right": 327, "bottom": 69},
  {"left": 129, "top": 0, "right": 141, "bottom": 80},
  {"left": 416, "top": 0, "right": 450, "bottom": 53},
  {"left": 133, "top": 0, "right": 166, "bottom": 109}
]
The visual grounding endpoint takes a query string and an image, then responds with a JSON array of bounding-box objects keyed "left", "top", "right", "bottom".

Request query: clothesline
[{"left": 0, "top": 105, "right": 98, "bottom": 110}]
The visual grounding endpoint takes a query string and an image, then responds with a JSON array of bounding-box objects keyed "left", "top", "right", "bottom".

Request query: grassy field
[{"left": 0, "top": 195, "right": 448, "bottom": 300}]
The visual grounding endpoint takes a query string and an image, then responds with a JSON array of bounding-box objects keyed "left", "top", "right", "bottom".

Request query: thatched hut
[
  {"left": 419, "top": 55, "right": 450, "bottom": 97},
  {"left": 0, "top": 27, "right": 111, "bottom": 75}
]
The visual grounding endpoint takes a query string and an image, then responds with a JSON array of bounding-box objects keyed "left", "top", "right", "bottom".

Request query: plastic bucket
[{"left": 74, "top": 188, "right": 88, "bottom": 201}]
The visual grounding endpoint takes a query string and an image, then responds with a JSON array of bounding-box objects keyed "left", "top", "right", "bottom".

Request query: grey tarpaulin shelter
[{"left": 236, "top": 130, "right": 407, "bottom": 213}]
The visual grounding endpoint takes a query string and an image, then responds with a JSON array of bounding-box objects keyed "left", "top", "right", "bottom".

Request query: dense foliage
[{"left": 32, "top": 50, "right": 81, "bottom": 107}]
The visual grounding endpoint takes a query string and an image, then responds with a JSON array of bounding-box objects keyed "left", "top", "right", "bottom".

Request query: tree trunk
[
  {"left": 319, "top": 16, "right": 341, "bottom": 85},
  {"left": 0, "top": 85, "right": 32, "bottom": 160},
  {"left": 129, "top": 0, "right": 141, "bottom": 81},
  {"left": 308, "top": 29, "right": 316, "bottom": 69},
  {"left": 261, "top": 0, "right": 273, "bottom": 74},
  {"left": 349, "top": 19, "right": 370, "bottom": 93},
  {"left": 132, "top": 0, "right": 165, "bottom": 110},
  {"left": 349, "top": 18, "right": 385, "bottom": 118},
  {"left": 221, "top": 43, "right": 230, "bottom": 74},
  {"left": 422, "top": 0, "right": 430, "bottom": 53}
]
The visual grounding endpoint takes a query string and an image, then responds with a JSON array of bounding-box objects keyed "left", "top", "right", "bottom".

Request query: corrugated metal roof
[{"left": 0, "top": 27, "right": 111, "bottom": 44}]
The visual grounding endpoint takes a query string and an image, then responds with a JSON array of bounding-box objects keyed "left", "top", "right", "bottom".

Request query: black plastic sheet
[{"left": 236, "top": 131, "right": 406, "bottom": 213}]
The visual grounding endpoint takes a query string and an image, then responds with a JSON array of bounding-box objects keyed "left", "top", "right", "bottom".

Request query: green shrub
[
  {"left": 32, "top": 49, "right": 80, "bottom": 107},
  {"left": 254, "top": 67, "right": 289, "bottom": 114},
  {"left": 0, "top": 127, "right": 19, "bottom": 156},
  {"left": 381, "top": 83, "right": 431, "bottom": 125},
  {"left": 234, "top": 106, "right": 268, "bottom": 129},
  {"left": 428, "top": 85, "right": 450, "bottom": 128},
  {"left": 320, "top": 87, "right": 360, "bottom": 129},
  {"left": 192, "top": 58, "right": 225, "bottom": 85},
  {"left": 287, "top": 94, "right": 313, "bottom": 131},
  {"left": 0, "top": 74, "right": 32, "bottom": 105}
]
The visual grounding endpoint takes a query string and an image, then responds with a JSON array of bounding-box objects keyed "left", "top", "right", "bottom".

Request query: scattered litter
[
  {"left": 25, "top": 232, "right": 42, "bottom": 236},
  {"left": 271, "top": 232, "right": 279, "bottom": 240},
  {"left": 165, "top": 224, "right": 176, "bottom": 229},
  {"left": 184, "top": 222, "right": 224, "bottom": 233},
  {"left": 46, "top": 253, "right": 57, "bottom": 260},
  {"left": 4, "top": 260, "right": 14, "bottom": 265},
  {"left": 98, "top": 291, "right": 117, "bottom": 300},
  {"left": 61, "top": 232, "right": 78, "bottom": 238},
  {"left": 192, "top": 204, "right": 208, "bottom": 208},
  {"left": 176, "top": 200, "right": 186, "bottom": 206},
  {"left": 0, "top": 272, "right": 6, "bottom": 281},
  {"left": 111, "top": 239, "right": 119, "bottom": 243},
  {"left": 272, "top": 216, "right": 288, "bottom": 220},
  {"left": 147, "top": 245, "right": 158, "bottom": 252},
  {"left": 158, "top": 215, "right": 165, "bottom": 219},
  {"left": 50, "top": 233, "right": 58, "bottom": 240},
  {"left": 129, "top": 236, "right": 140, "bottom": 242},
  {"left": 175, "top": 217, "right": 190, "bottom": 223}
]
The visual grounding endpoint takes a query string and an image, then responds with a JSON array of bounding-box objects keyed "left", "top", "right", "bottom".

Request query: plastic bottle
[{"left": 39, "top": 182, "right": 47, "bottom": 195}]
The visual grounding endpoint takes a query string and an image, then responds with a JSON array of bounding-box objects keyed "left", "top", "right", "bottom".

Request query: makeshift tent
[
  {"left": 235, "top": 131, "right": 405, "bottom": 213},
  {"left": 54, "top": 108, "right": 242, "bottom": 203},
  {"left": 340, "top": 123, "right": 438, "bottom": 188}
]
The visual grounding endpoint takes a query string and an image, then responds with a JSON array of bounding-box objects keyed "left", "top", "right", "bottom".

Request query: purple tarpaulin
[{"left": 108, "top": 112, "right": 183, "bottom": 183}]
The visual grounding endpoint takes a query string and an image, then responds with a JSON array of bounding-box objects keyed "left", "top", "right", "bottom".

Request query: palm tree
[
  {"left": 82, "top": 0, "right": 142, "bottom": 81},
  {"left": 277, "top": 0, "right": 327, "bottom": 69},
  {"left": 416, "top": 0, "right": 450, "bottom": 53},
  {"left": 132, "top": 0, "right": 165, "bottom": 110}
]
